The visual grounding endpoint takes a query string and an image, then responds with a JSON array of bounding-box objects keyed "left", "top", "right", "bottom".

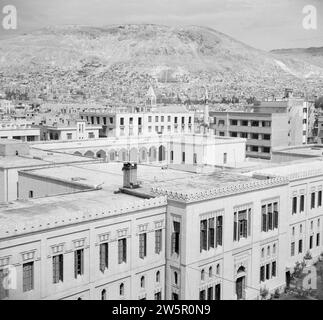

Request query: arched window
[
  {"left": 273, "top": 244, "right": 276, "bottom": 254},
  {"left": 209, "top": 267, "right": 213, "bottom": 278},
  {"left": 267, "top": 246, "right": 270, "bottom": 256},
  {"left": 201, "top": 269, "right": 205, "bottom": 281},
  {"left": 174, "top": 271, "right": 178, "bottom": 285},
  {"left": 300, "top": 224, "right": 303, "bottom": 233},
  {"left": 101, "top": 289, "right": 106, "bottom": 300},
  {"left": 216, "top": 264, "right": 220, "bottom": 275},
  {"left": 120, "top": 283, "right": 124, "bottom": 296},
  {"left": 156, "top": 271, "right": 160, "bottom": 283},
  {"left": 140, "top": 276, "right": 145, "bottom": 288},
  {"left": 261, "top": 248, "right": 265, "bottom": 258}
]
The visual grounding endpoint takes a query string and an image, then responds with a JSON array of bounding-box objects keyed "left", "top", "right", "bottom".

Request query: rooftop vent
[{"left": 122, "top": 162, "right": 139, "bottom": 189}]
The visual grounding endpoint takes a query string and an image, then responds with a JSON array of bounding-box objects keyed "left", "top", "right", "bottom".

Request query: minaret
[
  {"left": 203, "top": 87, "right": 209, "bottom": 133},
  {"left": 146, "top": 85, "right": 157, "bottom": 110}
]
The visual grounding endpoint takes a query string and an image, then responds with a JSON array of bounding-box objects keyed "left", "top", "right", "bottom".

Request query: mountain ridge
[{"left": 0, "top": 24, "right": 322, "bottom": 103}]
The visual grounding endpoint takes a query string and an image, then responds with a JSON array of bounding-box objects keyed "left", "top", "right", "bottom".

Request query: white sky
[{"left": 1, "top": 0, "right": 322, "bottom": 50}]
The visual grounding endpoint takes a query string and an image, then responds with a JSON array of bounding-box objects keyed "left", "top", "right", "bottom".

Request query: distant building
[
  {"left": 210, "top": 97, "right": 309, "bottom": 159},
  {"left": 80, "top": 105, "right": 195, "bottom": 138},
  {"left": 39, "top": 120, "right": 101, "bottom": 141},
  {"left": 0, "top": 120, "right": 40, "bottom": 142},
  {"left": 0, "top": 140, "right": 99, "bottom": 203}
]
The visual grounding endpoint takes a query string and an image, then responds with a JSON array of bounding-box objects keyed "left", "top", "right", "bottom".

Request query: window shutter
[
  {"left": 100, "top": 244, "right": 105, "bottom": 272},
  {"left": 59, "top": 255, "right": 63, "bottom": 281},
  {"left": 171, "top": 232, "right": 175, "bottom": 254},
  {"left": 247, "top": 209, "right": 251, "bottom": 236},
  {"left": 74, "top": 251, "right": 77, "bottom": 278},
  {"left": 123, "top": 239, "right": 127, "bottom": 263},
  {"left": 233, "top": 213, "right": 237, "bottom": 241}
]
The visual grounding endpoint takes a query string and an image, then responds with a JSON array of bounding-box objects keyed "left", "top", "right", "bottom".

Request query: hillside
[{"left": 0, "top": 24, "right": 322, "bottom": 103}]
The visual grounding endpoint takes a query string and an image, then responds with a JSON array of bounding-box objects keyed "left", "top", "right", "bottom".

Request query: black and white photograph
[{"left": 0, "top": 0, "right": 323, "bottom": 306}]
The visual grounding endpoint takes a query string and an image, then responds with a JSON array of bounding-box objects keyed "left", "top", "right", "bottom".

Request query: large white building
[{"left": 0, "top": 137, "right": 323, "bottom": 300}]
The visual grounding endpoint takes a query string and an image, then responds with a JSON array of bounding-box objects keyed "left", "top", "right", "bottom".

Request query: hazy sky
[{"left": 1, "top": 0, "right": 322, "bottom": 50}]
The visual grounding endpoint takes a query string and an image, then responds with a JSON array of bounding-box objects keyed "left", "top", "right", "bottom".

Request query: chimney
[{"left": 122, "top": 162, "right": 139, "bottom": 189}]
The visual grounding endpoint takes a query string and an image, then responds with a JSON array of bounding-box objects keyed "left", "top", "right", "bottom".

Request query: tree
[{"left": 314, "top": 96, "right": 323, "bottom": 109}]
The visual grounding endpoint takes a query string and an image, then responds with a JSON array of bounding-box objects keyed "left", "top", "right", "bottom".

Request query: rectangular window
[
  {"left": 317, "top": 233, "right": 320, "bottom": 247},
  {"left": 215, "top": 284, "right": 221, "bottom": 300},
  {"left": 208, "top": 218, "right": 215, "bottom": 249},
  {"left": 272, "top": 261, "right": 276, "bottom": 277},
  {"left": 260, "top": 266, "right": 265, "bottom": 282},
  {"left": 223, "top": 153, "right": 227, "bottom": 164},
  {"left": 292, "top": 197, "right": 297, "bottom": 214},
  {"left": 216, "top": 216, "right": 223, "bottom": 246},
  {"left": 235, "top": 209, "right": 248, "bottom": 240},
  {"left": 118, "top": 238, "right": 127, "bottom": 264},
  {"left": 265, "top": 264, "right": 270, "bottom": 280},
  {"left": 199, "top": 290, "right": 206, "bottom": 300},
  {"left": 139, "top": 233, "right": 147, "bottom": 259},
  {"left": 74, "top": 249, "right": 84, "bottom": 278},
  {"left": 182, "top": 152, "right": 185, "bottom": 163},
  {"left": 310, "top": 235, "right": 313, "bottom": 249},
  {"left": 171, "top": 222, "right": 180, "bottom": 255},
  {"left": 53, "top": 254, "right": 63, "bottom": 283},
  {"left": 155, "top": 229, "right": 162, "bottom": 254},
  {"left": 193, "top": 153, "right": 197, "bottom": 165},
  {"left": 120, "top": 118, "right": 124, "bottom": 126},
  {"left": 233, "top": 212, "right": 237, "bottom": 241},
  {"left": 170, "top": 151, "right": 174, "bottom": 162},
  {"left": 200, "top": 220, "right": 208, "bottom": 252},
  {"left": 300, "top": 195, "right": 305, "bottom": 212},
  {"left": 263, "top": 134, "right": 271, "bottom": 140},
  {"left": 261, "top": 205, "right": 267, "bottom": 232},
  {"left": 273, "top": 202, "right": 279, "bottom": 229},
  {"left": 23, "top": 262, "right": 34, "bottom": 292},
  {"left": 291, "top": 242, "right": 295, "bottom": 256},
  {"left": 251, "top": 121, "right": 259, "bottom": 127},
  {"left": 311, "top": 193, "right": 315, "bottom": 209},
  {"left": 318, "top": 191, "right": 322, "bottom": 207},
  {"left": 298, "top": 239, "right": 303, "bottom": 254},
  {"left": 207, "top": 287, "right": 213, "bottom": 300},
  {"left": 99, "top": 243, "right": 109, "bottom": 273},
  {"left": 268, "top": 204, "right": 273, "bottom": 231}
]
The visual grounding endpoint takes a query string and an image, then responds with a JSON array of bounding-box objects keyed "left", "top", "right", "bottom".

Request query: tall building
[{"left": 210, "top": 96, "right": 310, "bottom": 159}]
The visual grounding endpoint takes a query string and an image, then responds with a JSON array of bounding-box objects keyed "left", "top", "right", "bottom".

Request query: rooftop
[
  {"left": 248, "top": 159, "right": 323, "bottom": 182},
  {"left": 273, "top": 145, "right": 323, "bottom": 158},
  {"left": 0, "top": 147, "right": 99, "bottom": 169}
]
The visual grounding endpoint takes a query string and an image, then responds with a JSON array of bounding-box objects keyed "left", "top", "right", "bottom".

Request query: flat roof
[
  {"left": 20, "top": 162, "right": 288, "bottom": 204},
  {"left": 247, "top": 159, "right": 323, "bottom": 181},
  {"left": 0, "top": 148, "right": 99, "bottom": 169},
  {"left": 0, "top": 160, "right": 292, "bottom": 238},
  {"left": 30, "top": 133, "right": 245, "bottom": 151},
  {"left": 273, "top": 145, "right": 323, "bottom": 157}
]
